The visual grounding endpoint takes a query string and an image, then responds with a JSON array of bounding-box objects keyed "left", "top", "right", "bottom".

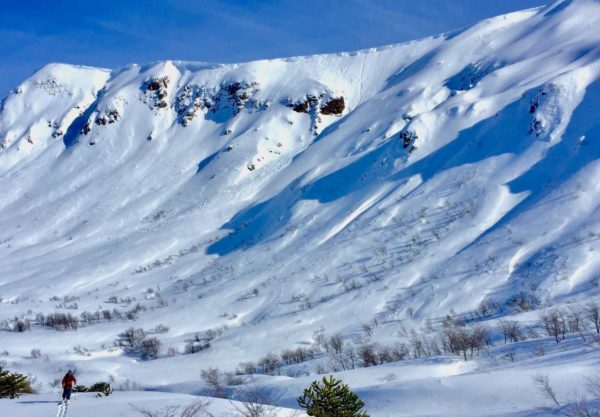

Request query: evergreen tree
[
  {"left": 0, "top": 366, "right": 34, "bottom": 399},
  {"left": 298, "top": 375, "right": 369, "bottom": 417}
]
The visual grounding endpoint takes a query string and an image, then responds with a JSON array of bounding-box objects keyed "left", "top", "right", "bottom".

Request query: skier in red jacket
[{"left": 61, "top": 370, "right": 77, "bottom": 404}]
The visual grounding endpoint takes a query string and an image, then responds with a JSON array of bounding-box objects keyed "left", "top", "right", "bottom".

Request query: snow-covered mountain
[{"left": 1, "top": 1, "right": 600, "bottom": 416}]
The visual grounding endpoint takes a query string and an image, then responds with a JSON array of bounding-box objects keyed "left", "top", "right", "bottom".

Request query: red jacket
[{"left": 62, "top": 373, "right": 77, "bottom": 390}]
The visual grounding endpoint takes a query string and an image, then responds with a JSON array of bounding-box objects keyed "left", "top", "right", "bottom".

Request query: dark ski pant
[{"left": 62, "top": 389, "right": 72, "bottom": 400}]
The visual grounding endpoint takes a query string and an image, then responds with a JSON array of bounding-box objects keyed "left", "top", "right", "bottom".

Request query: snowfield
[{"left": 1, "top": 0, "right": 600, "bottom": 416}]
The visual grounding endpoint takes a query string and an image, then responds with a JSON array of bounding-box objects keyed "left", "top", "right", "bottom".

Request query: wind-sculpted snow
[{"left": 0, "top": 1, "right": 600, "bottom": 416}]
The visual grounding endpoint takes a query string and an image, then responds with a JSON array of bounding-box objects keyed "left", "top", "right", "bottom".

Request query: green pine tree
[
  {"left": 298, "top": 375, "right": 369, "bottom": 417},
  {"left": 0, "top": 366, "right": 34, "bottom": 399}
]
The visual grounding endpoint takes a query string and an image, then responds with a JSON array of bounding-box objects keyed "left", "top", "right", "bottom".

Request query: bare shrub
[
  {"left": 540, "top": 309, "right": 567, "bottom": 343},
  {"left": 439, "top": 322, "right": 490, "bottom": 361},
  {"left": 125, "top": 303, "right": 147, "bottom": 320},
  {"left": 533, "top": 343, "right": 546, "bottom": 357},
  {"left": 358, "top": 343, "right": 378, "bottom": 367},
  {"left": 224, "top": 372, "right": 245, "bottom": 386},
  {"left": 507, "top": 291, "right": 540, "bottom": 312},
  {"left": 532, "top": 374, "right": 560, "bottom": 407},
  {"left": 30, "top": 349, "right": 42, "bottom": 359},
  {"left": 200, "top": 367, "right": 226, "bottom": 398},
  {"left": 586, "top": 375, "right": 600, "bottom": 398},
  {"left": 115, "top": 379, "right": 142, "bottom": 391},
  {"left": 184, "top": 339, "right": 209, "bottom": 354},
  {"left": 117, "top": 327, "right": 146, "bottom": 352},
  {"left": 229, "top": 385, "right": 276, "bottom": 417},
  {"left": 329, "top": 342, "right": 361, "bottom": 371},
  {"left": 13, "top": 318, "right": 31, "bottom": 332},
  {"left": 497, "top": 320, "right": 524, "bottom": 344},
  {"left": 565, "top": 395, "right": 599, "bottom": 417},
  {"left": 80, "top": 311, "right": 101, "bottom": 325},
  {"left": 567, "top": 307, "right": 584, "bottom": 333},
  {"left": 477, "top": 298, "right": 501, "bottom": 318},
  {"left": 312, "top": 328, "right": 327, "bottom": 352},
  {"left": 280, "top": 347, "right": 315, "bottom": 365},
  {"left": 585, "top": 302, "right": 600, "bottom": 334},
  {"left": 237, "top": 362, "right": 256, "bottom": 375},
  {"left": 329, "top": 334, "right": 343, "bottom": 354},
  {"left": 155, "top": 324, "right": 170, "bottom": 334},
  {"left": 39, "top": 313, "right": 79, "bottom": 330},
  {"left": 257, "top": 353, "right": 280, "bottom": 375},
  {"left": 140, "top": 337, "right": 161, "bottom": 360},
  {"left": 132, "top": 400, "right": 214, "bottom": 417}
]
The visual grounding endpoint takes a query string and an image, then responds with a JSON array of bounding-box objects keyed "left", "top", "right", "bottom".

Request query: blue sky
[{"left": 1, "top": 0, "right": 546, "bottom": 97}]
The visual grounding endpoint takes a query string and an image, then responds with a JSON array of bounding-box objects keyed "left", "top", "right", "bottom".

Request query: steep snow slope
[{"left": 0, "top": 1, "right": 600, "bottom": 415}]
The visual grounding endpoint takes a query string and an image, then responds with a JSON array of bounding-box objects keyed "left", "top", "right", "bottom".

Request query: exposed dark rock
[
  {"left": 174, "top": 81, "right": 261, "bottom": 126},
  {"left": 320, "top": 97, "right": 345, "bottom": 115},
  {"left": 285, "top": 93, "right": 345, "bottom": 135},
  {"left": 225, "top": 82, "right": 242, "bottom": 96},
  {"left": 81, "top": 122, "right": 92, "bottom": 135},
  {"left": 528, "top": 89, "right": 548, "bottom": 136},
  {"left": 95, "top": 108, "right": 120, "bottom": 125},
  {"left": 291, "top": 101, "right": 309, "bottom": 113},
  {"left": 400, "top": 130, "right": 418, "bottom": 152},
  {"left": 146, "top": 77, "right": 169, "bottom": 92},
  {"left": 143, "top": 76, "right": 170, "bottom": 110}
]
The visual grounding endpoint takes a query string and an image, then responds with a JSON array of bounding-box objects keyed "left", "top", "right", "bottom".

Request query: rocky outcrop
[
  {"left": 174, "top": 84, "right": 217, "bottom": 126},
  {"left": 81, "top": 121, "right": 92, "bottom": 135},
  {"left": 285, "top": 93, "right": 345, "bottom": 135},
  {"left": 320, "top": 97, "right": 345, "bottom": 115},
  {"left": 174, "top": 81, "right": 265, "bottom": 126},
  {"left": 143, "top": 76, "right": 170, "bottom": 110},
  {"left": 400, "top": 130, "right": 418, "bottom": 153},
  {"left": 33, "top": 76, "right": 70, "bottom": 96},
  {"left": 48, "top": 120, "right": 63, "bottom": 138},
  {"left": 95, "top": 108, "right": 120, "bottom": 125},
  {"left": 528, "top": 90, "right": 547, "bottom": 136}
]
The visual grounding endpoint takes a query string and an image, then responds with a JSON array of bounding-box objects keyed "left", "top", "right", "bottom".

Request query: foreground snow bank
[{"left": 0, "top": 391, "right": 302, "bottom": 417}]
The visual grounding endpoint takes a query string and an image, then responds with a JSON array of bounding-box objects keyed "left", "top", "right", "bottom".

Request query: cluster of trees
[
  {"left": 439, "top": 321, "right": 492, "bottom": 361},
  {"left": 116, "top": 327, "right": 161, "bottom": 360},
  {"left": 199, "top": 367, "right": 246, "bottom": 398},
  {"left": 183, "top": 326, "right": 229, "bottom": 355},
  {"left": 1, "top": 303, "right": 149, "bottom": 333},
  {"left": 540, "top": 302, "right": 600, "bottom": 343},
  {"left": 227, "top": 300, "right": 599, "bottom": 378},
  {"left": 233, "top": 346, "right": 318, "bottom": 376},
  {"left": 0, "top": 318, "right": 31, "bottom": 332},
  {"left": 80, "top": 304, "right": 147, "bottom": 323},
  {"left": 36, "top": 313, "right": 79, "bottom": 331},
  {"left": 466, "top": 291, "right": 542, "bottom": 323}
]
